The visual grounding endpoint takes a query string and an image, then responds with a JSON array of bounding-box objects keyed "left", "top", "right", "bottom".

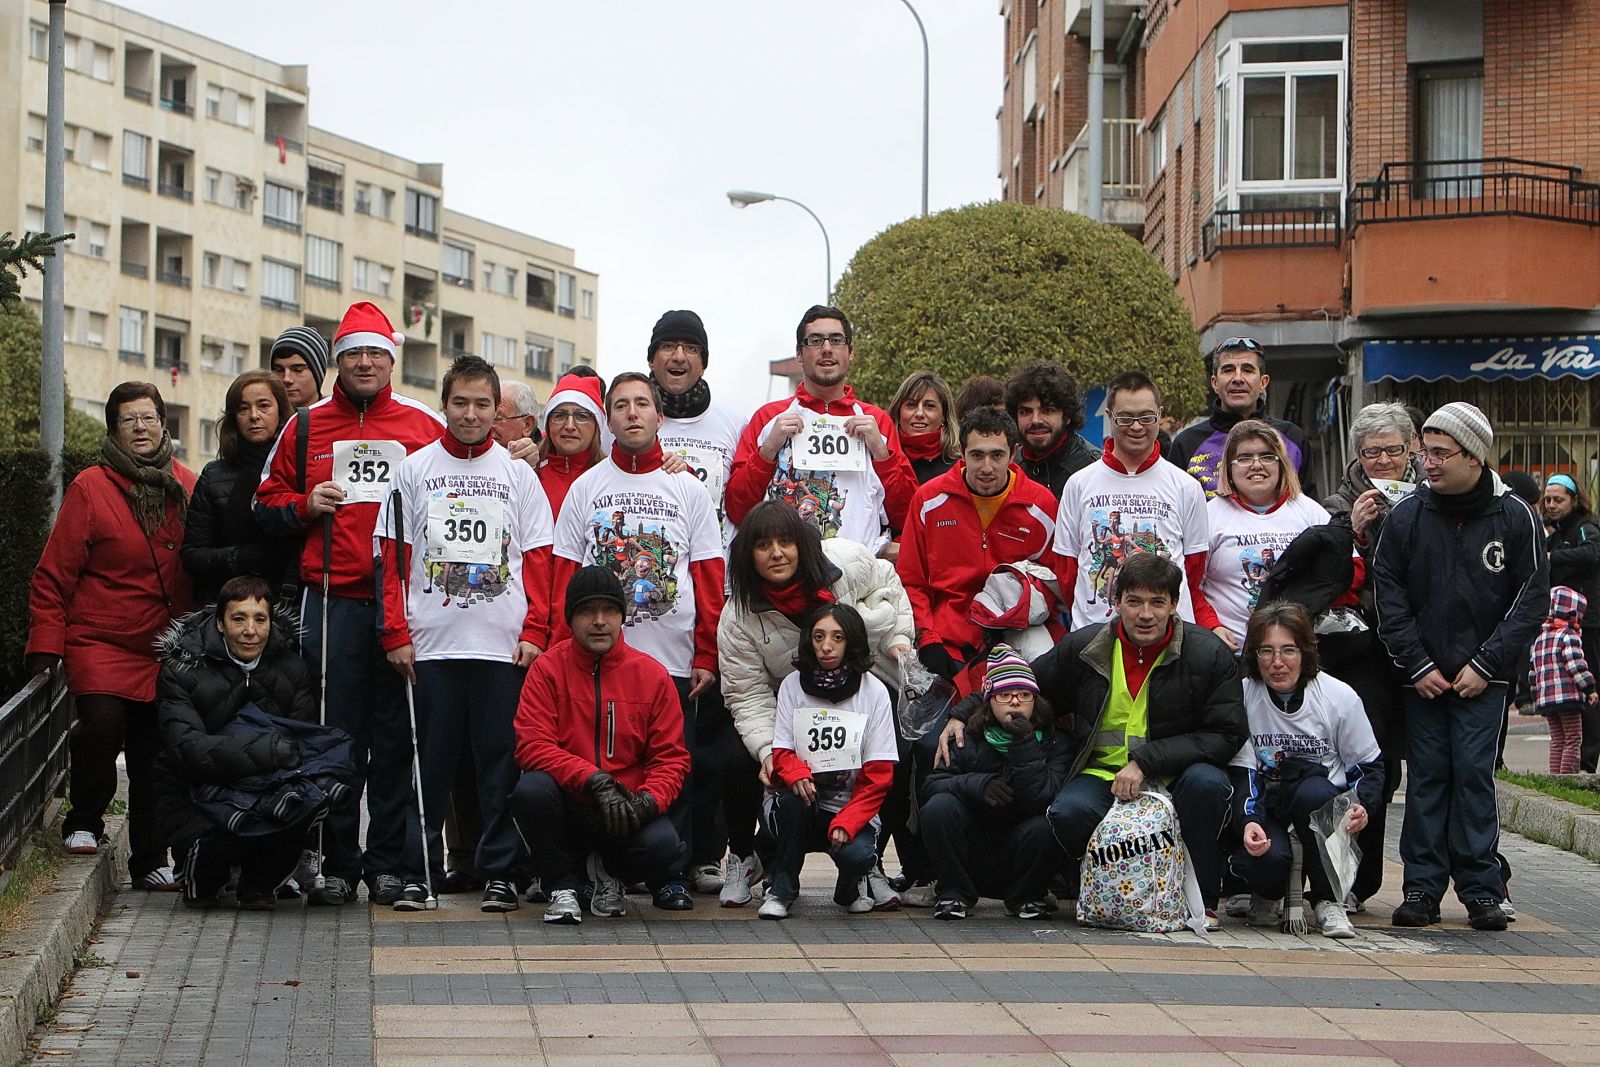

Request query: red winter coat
[
  {"left": 254, "top": 381, "right": 444, "bottom": 599},
  {"left": 513, "top": 633, "right": 690, "bottom": 810},
  {"left": 536, "top": 451, "right": 598, "bottom": 520},
  {"left": 28, "top": 462, "right": 198, "bottom": 702}
]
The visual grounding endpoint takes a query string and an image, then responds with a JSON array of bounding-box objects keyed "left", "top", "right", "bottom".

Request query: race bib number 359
[
  {"left": 794, "top": 705, "right": 867, "bottom": 773},
  {"left": 794, "top": 415, "right": 867, "bottom": 473},
  {"left": 332, "top": 440, "right": 406, "bottom": 505}
]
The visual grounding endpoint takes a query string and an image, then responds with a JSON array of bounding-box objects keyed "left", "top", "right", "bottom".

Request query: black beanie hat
[
  {"left": 647, "top": 310, "right": 709, "bottom": 366},
  {"left": 564, "top": 565, "right": 627, "bottom": 623}
]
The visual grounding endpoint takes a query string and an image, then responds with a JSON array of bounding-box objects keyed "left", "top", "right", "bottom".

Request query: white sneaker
[
  {"left": 1500, "top": 899, "right": 1518, "bottom": 922},
  {"left": 1343, "top": 890, "right": 1366, "bottom": 914},
  {"left": 757, "top": 891, "right": 790, "bottom": 920},
  {"left": 140, "top": 865, "right": 180, "bottom": 891},
  {"left": 691, "top": 862, "right": 724, "bottom": 894},
  {"left": 1315, "top": 899, "right": 1356, "bottom": 939},
  {"left": 846, "top": 877, "right": 875, "bottom": 913},
  {"left": 63, "top": 831, "right": 98, "bottom": 855},
  {"left": 719, "top": 854, "right": 758, "bottom": 908},
  {"left": 586, "top": 854, "right": 626, "bottom": 918},
  {"left": 899, "top": 880, "right": 937, "bottom": 908},
  {"left": 1223, "top": 892, "right": 1252, "bottom": 918},
  {"left": 866, "top": 863, "right": 901, "bottom": 911},
  {"left": 542, "top": 888, "right": 583, "bottom": 925}
]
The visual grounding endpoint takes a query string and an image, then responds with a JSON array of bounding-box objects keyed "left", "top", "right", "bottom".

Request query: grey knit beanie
[{"left": 1423, "top": 402, "right": 1493, "bottom": 466}]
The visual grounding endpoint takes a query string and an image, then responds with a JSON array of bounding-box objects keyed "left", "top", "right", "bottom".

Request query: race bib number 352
[
  {"left": 794, "top": 415, "right": 867, "bottom": 473},
  {"left": 794, "top": 705, "right": 868, "bottom": 773},
  {"left": 332, "top": 440, "right": 406, "bottom": 505}
]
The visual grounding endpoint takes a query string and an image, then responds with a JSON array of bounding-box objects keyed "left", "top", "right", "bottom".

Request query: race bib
[
  {"left": 425, "top": 495, "right": 503, "bottom": 565},
  {"left": 794, "top": 705, "right": 867, "bottom": 773},
  {"left": 1371, "top": 478, "right": 1415, "bottom": 505},
  {"left": 673, "top": 446, "right": 726, "bottom": 504},
  {"left": 794, "top": 414, "right": 866, "bottom": 473},
  {"left": 332, "top": 440, "right": 405, "bottom": 505}
]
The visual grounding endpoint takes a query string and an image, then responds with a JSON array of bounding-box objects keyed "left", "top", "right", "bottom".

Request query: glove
[
  {"left": 627, "top": 790, "right": 658, "bottom": 827},
  {"left": 270, "top": 735, "right": 300, "bottom": 770},
  {"left": 917, "top": 643, "right": 960, "bottom": 681},
  {"left": 981, "top": 776, "right": 1014, "bottom": 808},
  {"left": 1002, "top": 713, "right": 1034, "bottom": 738},
  {"left": 585, "top": 772, "right": 638, "bottom": 837}
]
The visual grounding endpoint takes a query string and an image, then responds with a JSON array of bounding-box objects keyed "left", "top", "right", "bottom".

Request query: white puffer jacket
[{"left": 719, "top": 537, "right": 915, "bottom": 762}]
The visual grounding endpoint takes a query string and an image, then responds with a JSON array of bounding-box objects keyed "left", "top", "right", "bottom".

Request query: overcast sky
[{"left": 116, "top": 0, "right": 1005, "bottom": 414}]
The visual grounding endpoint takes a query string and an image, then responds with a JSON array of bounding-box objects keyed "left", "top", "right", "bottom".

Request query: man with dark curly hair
[{"left": 1004, "top": 363, "right": 1098, "bottom": 503}]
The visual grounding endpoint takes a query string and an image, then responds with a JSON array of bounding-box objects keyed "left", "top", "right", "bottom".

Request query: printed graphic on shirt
[
  {"left": 768, "top": 446, "right": 848, "bottom": 540},
  {"left": 422, "top": 492, "right": 513, "bottom": 609},
  {"left": 1252, "top": 731, "right": 1333, "bottom": 772},
  {"left": 1084, "top": 506, "right": 1174, "bottom": 608},
  {"left": 588, "top": 506, "right": 684, "bottom": 626},
  {"left": 1235, "top": 543, "right": 1280, "bottom": 613}
]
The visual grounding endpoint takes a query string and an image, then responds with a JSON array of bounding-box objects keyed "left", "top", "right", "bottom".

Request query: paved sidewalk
[{"left": 27, "top": 806, "right": 1600, "bottom": 1066}]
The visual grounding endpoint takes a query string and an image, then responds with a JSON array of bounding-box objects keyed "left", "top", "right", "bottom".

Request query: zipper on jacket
[
  {"left": 606, "top": 700, "right": 616, "bottom": 759},
  {"left": 591, "top": 657, "right": 603, "bottom": 766}
]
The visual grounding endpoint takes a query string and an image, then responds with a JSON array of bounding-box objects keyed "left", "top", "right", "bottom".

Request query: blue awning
[{"left": 1363, "top": 336, "right": 1600, "bottom": 382}]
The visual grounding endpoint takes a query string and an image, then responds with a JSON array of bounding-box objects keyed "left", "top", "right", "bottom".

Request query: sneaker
[
  {"left": 392, "top": 882, "right": 431, "bottom": 911},
  {"left": 719, "top": 854, "right": 758, "bottom": 908},
  {"left": 306, "top": 875, "right": 355, "bottom": 907},
  {"left": 139, "top": 866, "right": 179, "bottom": 892},
  {"left": 887, "top": 871, "right": 911, "bottom": 893},
  {"left": 542, "top": 888, "right": 583, "bottom": 924},
  {"left": 525, "top": 877, "right": 549, "bottom": 904},
  {"left": 1343, "top": 890, "right": 1366, "bottom": 914},
  {"left": 236, "top": 886, "right": 276, "bottom": 912},
  {"left": 1500, "top": 900, "right": 1518, "bottom": 922},
  {"left": 1223, "top": 893, "right": 1252, "bottom": 918},
  {"left": 1466, "top": 898, "right": 1510, "bottom": 932},
  {"left": 653, "top": 881, "right": 695, "bottom": 911},
  {"left": 1391, "top": 891, "right": 1441, "bottom": 927},
  {"left": 480, "top": 879, "right": 520, "bottom": 913},
  {"left": 757, "top": 892, "right": 790, "bottom": 920},
  {"left": 63, "top": 831, "right": 98, "bottom": 855},
  {"left": 865, "top": 862, "right": 901, "bottom": 911},
  {"left": 899, "top": 880, "right": 937, "bottom": 908},
  {"left": 441, "top": 869, "right": 479, "bottom": 895},
  {"left": 369, "top": 873, "right": 405, "bottom": 906},
  {"left": 1314, "top": 900, "right": 1356, "bottom": 939},
  {"left": 1006, "top": 899, "right": 1055, "bottom": 920},
  {"left": 586, "top": 855, "right": 626, "bottom": 917},
  {"left": 1203, "top": 909, "right": 1222, "bottom": 932},
  {"left": 1247, "top": 895, "right": 1284, "bottom": 928},
  {"left": 691, "top": 862, "right": 724, "bottom": 894},
  {"left": 845, "top": 877, "right": 874, "bottom": 914},
  {"left": 934, "top": 898, "right": 968, "bottom": 920}
]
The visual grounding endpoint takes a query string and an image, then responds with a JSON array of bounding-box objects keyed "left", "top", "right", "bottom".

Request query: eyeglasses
[
  {"left": 1230, "top": 452, "right": 1281, "bottom": 467},
  {"left": 1110, "top": 413, "right": 1159, "bottom": 427},
  {"left": 991, "top": 690, "right": 1036, "bottom": 705},
  {"left": 116, "top": 413, "right": 163, "bottom": 428},
  {"left": 1422, "top": 446, "right": 1463, "bottom": 463},
  {"left": 655, "top": 341, "right": 703, "bottom": 359},
  {"left": 1253, "top": 646, "right": 1302, "bottom": 661},
  {"left": 1214, "top": 337, "right": 1264, "bottom": 355},
  {"left": 337, "top": 348, "right": 388, "bottom": 365},
  {"left": 493, "top": 413, "right": 532, "bottom": 424},
  {"left": 548, "top": 408, "right": 595, "bottom": 425},
  {"left": 801, "top": 333, "right": 849, "bottom": 349},
  {"left": 1359, "top": 444, "right": 1408, "bottom": 460}
]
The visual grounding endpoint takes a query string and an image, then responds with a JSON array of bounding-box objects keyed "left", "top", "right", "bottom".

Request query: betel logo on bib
[
  {"left": 426, "top": 495, "right": 504, "bottom": 565},
  {"left": 333, "top": 439, "right": 406, "bottom": 504}
]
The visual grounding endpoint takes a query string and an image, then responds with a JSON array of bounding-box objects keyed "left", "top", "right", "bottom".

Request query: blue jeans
[
  {"left": 1401, "top": 685, "right": 1506, "bottom": 903},
  {"left": 761, "top": 789, "right": 879, "bottom": 905}
]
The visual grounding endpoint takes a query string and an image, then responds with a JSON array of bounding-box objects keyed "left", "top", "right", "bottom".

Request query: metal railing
[
  {"left": 122, "top": 174, "right": 150, "bottom": 192},
  {"left": 305, "top": 275, "right": 341, "bottom": 292},
  {"left": 155, "top": 269, "right": 190, "bottom": 288},
  {"left": 124, "top": 86, "right": 151, "bottom": 104},
  {"left": 263, "top": 215, "right": 301, "bottom": 234},
  {"left": 157, "top": 181, "right": 193, "bottom": 203},
  {"left": 260, "top": 296, "right": 300, "bottom": 313},
  {"left": 0, "top": 668, "right": 70, "bottom": 873},
  {"left": 1349, "top": 158, "right": 1600, "bottom": 229},
  {"left": 118, "top": 349, "right": 146, "bottom": 365},
  {"left": 264, "top": 131, "right": 303, "bottom": 154},
  {"left": 120, "top": 261, "right": 148, "bottom": 279},
  {"left": 1202, "top": 206, "right": 1342, "bottom": 258},
  {"left": 158, "top": 97, "right": 193, "bottom": 117},
  {"left": 402, "top": 371, "right": 437, "bottom": 389},
  {"left": 306, "top": 183, "right": 341, "bottom": 212}
]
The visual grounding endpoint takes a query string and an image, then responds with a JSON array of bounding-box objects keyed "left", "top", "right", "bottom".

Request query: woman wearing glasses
[
  {"left": 1325, "top": 402, "right": 1423, "bottom": 560},
  {"left": 26, "top": 381, "right": 197, "bottom": 889},
  {"left": 535, "top": 371, "right": 606, "bottom": 517}
]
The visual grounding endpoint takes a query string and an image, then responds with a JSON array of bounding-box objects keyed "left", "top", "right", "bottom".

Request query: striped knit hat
[
  {"left": 981, "top": 643, "right": 1038, "bottom": 699},
  {"left": 269, "top": 326, "right": 329, "bottom": 394},
  {"left": 1423, "top": 402, "right": 1493, "bottom": 466}
]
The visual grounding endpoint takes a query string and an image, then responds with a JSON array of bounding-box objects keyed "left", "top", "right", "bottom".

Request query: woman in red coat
[{"left": 27, "top": 382, "right": 197, "bottom": 889}]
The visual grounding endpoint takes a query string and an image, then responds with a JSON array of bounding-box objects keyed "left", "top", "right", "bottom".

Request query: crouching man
[{"left": 511, "top": 567, "right": 690, "bottom": 924}]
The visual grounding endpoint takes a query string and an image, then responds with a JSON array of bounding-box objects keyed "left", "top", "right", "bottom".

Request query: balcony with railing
[
  {"left": 1061, "top": 118, "right": 1143, "bottom": 230},
  {"left": 1202, "top": 207, "right": 1341, "bottom": 259}
]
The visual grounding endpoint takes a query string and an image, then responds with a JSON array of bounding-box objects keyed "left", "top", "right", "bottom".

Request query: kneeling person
[{"left": 512, "top": 567, "right": 690, "bottom": 923}]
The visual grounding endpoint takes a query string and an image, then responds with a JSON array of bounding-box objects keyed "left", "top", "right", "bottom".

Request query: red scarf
[
  {"left": 900, "top": 430, "right": 945, "bottom": 462},
  {"left": 1117, "top": 620, "right": 1175, "bottom": 697},
  {"left": 764, "top": 580, "right": 836, "bottom": 621}
]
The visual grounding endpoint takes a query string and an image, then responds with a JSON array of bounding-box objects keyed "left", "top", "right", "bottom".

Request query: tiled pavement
[{"left": 27, "top": 811, "right": 1600, "bottom": 1066}]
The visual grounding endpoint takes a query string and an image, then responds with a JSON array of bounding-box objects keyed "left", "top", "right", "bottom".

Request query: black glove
[
  {"left": 918, "top": 643, "right": 960, "bottom": 681},
  {"left": 627, "top": 790, "right": 658, "bottom": 827},
  {"left": 981, "top": 776, "right": 1014, "bottom": 808},
  {"left": 585, "top": 772, "right": 638, "bottom": 837},
  {"left": 1002, "top": 713, "right": 1034, "bottom": 739},
  {"left": 270, "top": 735, "right": 300, "bottom": 769}
]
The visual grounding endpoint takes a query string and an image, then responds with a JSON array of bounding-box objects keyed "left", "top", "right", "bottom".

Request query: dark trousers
[
  {"left": 761, "top": 789, "right": 878, "bottom": 904},
  {"left": 1582, "top": 631, "right": 1600, "bottom": 773},
  {"left": 443, "top": 743, "right": 483, "bottom": 879},
  {"left": 65, "top": 695, "right": 166, "bottom": 880},
  {"left": 180, "top": 826, "right": 305, "bottom": 901},
  {"left": 301, "top": 590, "right": 415, "bottom": 884},
  {"left": 690, "top": 685, "right": 761, "bottom": 864},
  {"left": 509, "top": 770, "right": 687, "bottom": 891},
  {"left": 1228, "top": 775, "right": 1345, "bottom": 904},
  {"left": 1318, "top": 629, "right": 1400, "bottom": 901},
  {"left": 665, "top": 676, "right": 698, "bottom": 879},
  {"left": 1046, "top": 763, "right": 1233, "bottom": 904},
  {"left": 920, "top": 792, "right": 1060, "bottom": 908},
  {"left": 410, "top": 660, "right": 524, "bottom": 885},
  {"left": 1401, "top": 685, "right": 1506, "bottom": 902}
]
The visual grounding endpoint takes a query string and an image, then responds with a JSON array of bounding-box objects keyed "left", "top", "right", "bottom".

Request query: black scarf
[
  {"left": 799, "top": 665, "right": 863, "bottom": 702},
  {"left": 1433, "top": 465, "right": 1495, "bottom": 518},
  {"left": 654, "top": 375, "right": 712, "bottom": 420}
]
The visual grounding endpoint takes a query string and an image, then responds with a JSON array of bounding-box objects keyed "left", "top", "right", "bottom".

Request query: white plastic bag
[{"left": 1308, "top": 788, "right": 1363, "bottom": 906}]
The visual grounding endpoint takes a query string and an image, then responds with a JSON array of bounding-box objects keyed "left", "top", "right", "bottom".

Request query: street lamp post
[
  {"left": 896, "top": 0, "right": 930, "bottom": 217},
  {"left": 726, "top": 190, "right": 832, "bottom": 304},
  {"left": 43, "top": 0, "right": 67, "bottom": 515}
]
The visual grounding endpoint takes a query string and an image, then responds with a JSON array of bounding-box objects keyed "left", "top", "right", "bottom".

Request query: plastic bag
[
  {"left": 898, "top": 648, "right": 953, "bottom": 740},
  {"left": 1308, "top": 788, "right": 1363, "bottom": 906}
]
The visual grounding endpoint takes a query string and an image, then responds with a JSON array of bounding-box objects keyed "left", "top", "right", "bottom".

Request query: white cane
[{"left": 392, "top": 487, "right": 438, "bottom": 909}]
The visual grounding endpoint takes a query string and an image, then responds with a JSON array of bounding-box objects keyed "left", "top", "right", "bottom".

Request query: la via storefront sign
[{"left": 1363, "top": 336, "right": 1600, "bottom": 382}]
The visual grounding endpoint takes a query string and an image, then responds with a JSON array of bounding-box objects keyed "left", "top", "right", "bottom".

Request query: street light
[
  {"left": 896, "top": 0, "right": 930, "bottom": 216},
  {"left": 727, "top": 190, "right": 832, "bottom": 304}
]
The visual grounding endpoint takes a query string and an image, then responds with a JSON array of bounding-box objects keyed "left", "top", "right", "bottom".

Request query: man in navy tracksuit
[{"left": 1372, "top": 402, "right": 1547, "bottom": 931}]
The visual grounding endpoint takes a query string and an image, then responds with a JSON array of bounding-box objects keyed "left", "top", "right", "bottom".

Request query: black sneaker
[
  {"left": 1391, "top": 891, "right": 1441, "bottom": 927},
  {"left": 480, "top": 879, "right": 520, "bottom": 913},
  {"left": 306, "top": 875, "right": 355, "bottom": 907},
  {"left": 653, "top": 882, "right": 694, "bottom": 911},
  {"left": 1466, "top": 898, "right": 1509, "bottom": 931},
  {"left": 369, "top": 873, "right": 406, "bottom": 906},
  {"left": 392, "top": 882, "right": 431, "bottom": 911},
  {"left": 441, "top": 869, "right": 480, "bottom": 894},
  {"left": 934, "top": 899, "right": 968, "bottom": 920}
]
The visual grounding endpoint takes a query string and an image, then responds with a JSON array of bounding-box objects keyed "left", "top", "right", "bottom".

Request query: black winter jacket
[
  {"left": 1030, "top": 621, "right": 1248, "bottom": 781},
  {"left": 1371, "top": 474, "right": 1549, "bottom": 684},
  {"left": 921, "top": 717, "right": 1085, "bottom": 816},
  {"left": 182, "top": 445, "right": 296, "bottom": 605},
  {"left": 1168, "top": 398, "right": 1316, "bottom": 500},
  {"left": 1018, "top": 432, "right": 1099, "bottom": 503},
  {"left": 1547, "top": 508, "right": 1600, "bottom": 625}
]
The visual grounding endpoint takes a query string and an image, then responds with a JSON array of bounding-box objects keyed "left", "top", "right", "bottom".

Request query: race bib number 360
[
  {"left": 426, "top": 496, "right": 503, "bottom": 565},
  {"left": 794, "top": 705, "right": 867, "bottom": 773},
  {"left": 794, "top": 415, "right": 867, "bottom": 473},
  {"left": 333, "top": 440, "right": 405, "bottom": 504}
]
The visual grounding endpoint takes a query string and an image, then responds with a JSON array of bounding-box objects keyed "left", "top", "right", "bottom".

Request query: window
[
  {"left": 24, "top": 205, "right": 44, "bottom": 232},
  {"left": 29, "top": 22, "right": 47, "bottom": 61},
  {"left": 482, "top": 260, "right": 497, "bottom": 291},
  {"left": 580, "top": 288, "right": 594, "bottom": 319},
  {"left": 85, "top": 222, "right": 108, "bottom": 258},
  {"left": 483, "top": 261, "right": 515, "bottom": 296},
  {"left": 305, "top": 235, "right": 341, "bottom": 288},
  {"left": 557, "top": 272, "right": 576, "bottom": 316},
  {"left": 261, "top": 258, "right": 300, "bottom": 311},
  {"left": 26, "top": 114, "right": 45, "bottom": 152},
  {"left": 203, "top": 252, "right": 249, "bottom": 293},
  {"left": 524, "top": 333, "right": 553, "bottom": 378},
  {"left": 200, "top": 417, "right": 218, "bottom": 457},
  {"left": 442, "top": 241, "right": 474, "bottom": 286},
  {"left": 122, "top": 130, "right": 150, "bottom": 186},
  {"left": 202, "top": 84, "right": 252, "bottom": 127},
  {"left": 355, "top": 182, "right": 395, "bottom": 220},
  {"left": 353, "top": 258, "right": 393, "bottom": 297},
  {"left": 1146, "top": 110, "right": 1168, "bottom": 185},
  {"left": 481, "top": 333, "right": 517, "bottom": 369},
  {"left": 118, "top": 307, "right": 147, "bottom": 358},
  {"left": 201, "top": 338, "right": 224, "bottom": 371},
  {"left": 80, "top": 311, "right": 107, "bottom": 348},
  {"left": 263, "top": 182, "right": 302, "bottom": 231},
  {"left": 204, "top": 168, "right": 221, "bottom": 203},
  {"left": 557, "top": 339, "right": 575, "bottom": 375},
  {"left": 404, "top": 188, "right": 437, "bottom": 237},
  {"left": 307, "top": 162, "right": 342, "bottom": 212},
  {"left": 525, "top": 265, "right": 555, "bottom": 311},
  {"left": 1214, "top": 37, "right": 1346, "bottom": 213},
  {"left": 89, "top": 131, "right": 111, "bottom": 171},
  {"left": 1417, "top": 62, "right": 1485, "bottom": 190},
  {"left": 228, "top": 341, "right": 248, "bottom": 375}
]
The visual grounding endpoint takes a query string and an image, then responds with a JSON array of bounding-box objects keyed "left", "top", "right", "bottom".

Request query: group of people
[{"left": 24, "top": 302, "right": 1561, "bottom": 936}]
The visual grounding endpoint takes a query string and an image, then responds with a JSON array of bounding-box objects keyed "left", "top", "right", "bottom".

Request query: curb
[
  {"left": 1497, "top": 780, "right": 1600, "bottom": 864},
  {"left": 0, "top": 813, "right": 129, "bottom": 1067}
]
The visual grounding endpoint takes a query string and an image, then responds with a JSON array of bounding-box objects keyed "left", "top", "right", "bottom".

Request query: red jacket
[
  {"left": 536, "top": 450, "right": 597, "bottom": 520},
  {"left": 723, "top": 383, "right": 918, "bottom": 532},
  {"left": 513, "top": 634, "right": 690, "bottom": 809},
  {"left": 28, "top": 463, "right": 198, "bottom": 701},
  {"left": 896, "top": 463, "right": 1060, "bottom": 693},
  {"left": 254, "top": 381, "right": 444, "bottom": 598}
]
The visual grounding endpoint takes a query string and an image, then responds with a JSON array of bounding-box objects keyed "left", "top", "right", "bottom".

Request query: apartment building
[
  {"left": 1002, "top": 0, "right": 1600, "bottom": 494},
  {"left": 2, "top": 0, "right": 597, "bottom": 465}
]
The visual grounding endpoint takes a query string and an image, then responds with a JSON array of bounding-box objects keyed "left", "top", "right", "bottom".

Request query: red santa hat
[
  {"left": 332, "top": 301, "right": 404, "bottom": 361},
  {"left": 545, "top": 372, "right": 605, "bottom": 425}
]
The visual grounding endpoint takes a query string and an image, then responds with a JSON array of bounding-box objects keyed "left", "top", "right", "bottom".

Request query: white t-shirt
[
  {"left": 1242, "top": 675, "right": 1382, "bottom": 789},
  {"left": 553, "top": 456, "right": 723, "bottom": 676},
  {"left": 773, "top": 671, "right": 898, "bottom": 815},
  {"left": 1203, "top": 494, "right": 1334, "bottom": 639},
  {"left": 1054, "top": 455, "right": 1209, "bottom": 629},
  {"left": 375, "top": 440, "right": 555, "bottom": 663},
  {"left": 660, "top": 400, "right": 744, "bottom": 545},
  {"left": 751, "top": 400, "right": 891, "bottom": 551}
]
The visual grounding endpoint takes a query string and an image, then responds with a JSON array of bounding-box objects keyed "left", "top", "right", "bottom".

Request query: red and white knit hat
[
  {"left": 545, "top": 372, "right": 604, "bottom": 425},
  {"left": 332, "top": 301, "right": 404, "bottom": 361}
]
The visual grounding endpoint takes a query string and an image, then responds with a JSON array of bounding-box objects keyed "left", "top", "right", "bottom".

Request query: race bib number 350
[
  {"left": 426, "top": 496, "right": 504, "bottom": 565},
  {"left": 794, "top": 705, "right": 868, "bottom": 773},
  {"left": 794, "top": 415, "right": 867, "bottom": 473},
  {"left": 333, "top": 440, "right": 406, "bottom": 504}
]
